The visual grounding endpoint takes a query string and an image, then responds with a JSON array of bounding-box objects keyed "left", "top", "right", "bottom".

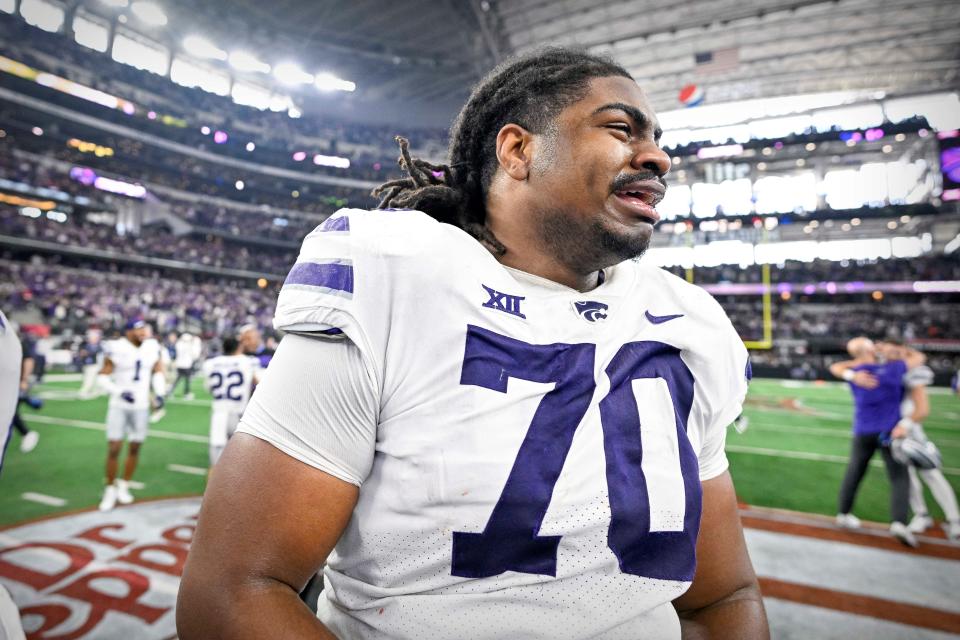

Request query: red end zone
[{"left": 0, "top": 497, "right": 201, "bottom": 640}]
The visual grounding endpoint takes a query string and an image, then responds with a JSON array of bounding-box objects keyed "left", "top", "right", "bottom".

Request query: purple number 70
[{"left": 452, "top": 325, "right": 701, "bottom": 582}]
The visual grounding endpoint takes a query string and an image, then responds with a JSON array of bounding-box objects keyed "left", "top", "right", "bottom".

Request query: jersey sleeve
[
  {"left": 272, "top": 209, "right": 386, "bottom": 387},
  {"left": 236, "top": 333, "right": 379, "bottom": 486},
  {"left": 682, "top": 286, "right": 751, "bottom": 481},
  {"left": 904, "top": 364, "right": 934, "bottom": 388}
]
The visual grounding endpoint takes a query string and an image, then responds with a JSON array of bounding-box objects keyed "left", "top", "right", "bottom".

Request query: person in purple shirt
[
  {"left": 239, "top": 324, "right": 274, "bottom": 369},
  {"left": 829, "top": 336, "right": 925, "bottom": 547}
]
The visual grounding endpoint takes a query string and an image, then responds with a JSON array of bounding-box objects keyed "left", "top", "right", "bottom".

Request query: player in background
[
  {"left": 163, "top": 331, "right": 178, "bottom": 380},
  {"left": 11, "top": 326, "right": 41, "bottom": 453},
  {"left": 173, "top": 332, "right": 203, "bottom": 400},
  {"left": 180, "top": 48, "right": 768, "bottom": 639},
  {"left": 877, "top": 341, "right": 960, "bottom": 540},
  {"left": 96, "top": 319, "right": 166, "bottom": 511},
  {"left": 239, "top": 324, "right": 274, "bottom": 368},
  {"left": 202, "top": 336, "right": 261, "bottom": 467},
  {"left": 77, "top": 328, "right": 104, "bottom": 399},
  {"left": 829, "top": 337, "right": 922, "bottom": 546},
  {"left": 0, "top": 310, "right": 26, "bottom": 640}
]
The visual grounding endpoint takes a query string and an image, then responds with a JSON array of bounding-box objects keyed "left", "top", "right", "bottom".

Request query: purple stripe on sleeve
[
  {"left": 318, "top": 328, "right": 344, "bottom": 335},
  {"left": 283, "top": 261, "right": 354, "bottom": 294},
  {"left": 318, "top": 215, "right": 350, "bottom": 232}
]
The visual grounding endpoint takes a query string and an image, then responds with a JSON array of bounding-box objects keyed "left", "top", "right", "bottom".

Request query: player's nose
[{"left": 630, "top": 141, "right": 671, "bottom": 179}]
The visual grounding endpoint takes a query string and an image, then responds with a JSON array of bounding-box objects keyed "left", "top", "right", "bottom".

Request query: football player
[
  {"left": 201, "top": 336, "right": 261, "bottom": 467},
  {"left": 877, "top": 341, "right": 960, "bottom": 540},
  {"left": 179, "top": 49, "right": 768, "bottom": 639},
  {"left": 96, "top": 319, "right": 166, "bottom": 511},
  {"left": 77, "top": 328, "right": 105, "bottom": 399},
  {"left": 0, "top": 310, "right": 26, "bottom": 640},
  {"left": 829, "top": 337, "right": 923, "bottom": 546},
  {"left": 173, "top": 331, "right": 203, "bottom": 400}
]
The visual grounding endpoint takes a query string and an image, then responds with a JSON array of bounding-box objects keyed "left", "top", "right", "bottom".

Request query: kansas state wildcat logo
[{"left": 573, "top": 301, "right": 609, "bottom": 323}]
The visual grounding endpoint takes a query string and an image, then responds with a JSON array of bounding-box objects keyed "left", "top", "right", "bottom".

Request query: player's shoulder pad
[
  {"left": 904, "top": 364, "right": 935, "bottom": 388},
  {"left": 274, "top": 208, "right": 447, "bottom": 333}
]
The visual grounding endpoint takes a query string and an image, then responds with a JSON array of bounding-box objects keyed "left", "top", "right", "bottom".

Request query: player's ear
[{"left": 495, "top": 123, "right": 533, "bottom": 181}]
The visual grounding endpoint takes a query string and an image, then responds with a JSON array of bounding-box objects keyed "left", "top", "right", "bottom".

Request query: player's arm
[
  {"left": 828, "top": 358, "right": 877, "bottom": 389},
  {"left": 179, "top": 333, "right": 377, "bottom": 638},
  {"left": 99, "top": 357, "right": 114, "bottom": 376},
  {"left": 177, "top": 434, "right": 356, "bottom": 639},
  {"left": 19, "top": 350, "right": 34, "bottom": 392},
  {"left": 907, "top": 384, "right": 930, "bottom": 422},
  {"left": 901, "top": 347, "right": 926, "bottom": 369},
  {"left": 151, "top": 358, "right": 167, "bottom": 406},
  {"left": 673, "top": 471, "right": 769, "bottom": 639}
]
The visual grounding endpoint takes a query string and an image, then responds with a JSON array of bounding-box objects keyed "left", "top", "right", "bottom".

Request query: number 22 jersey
[{"left": 257, "top": 209, "right": 749, "bottom": 639}]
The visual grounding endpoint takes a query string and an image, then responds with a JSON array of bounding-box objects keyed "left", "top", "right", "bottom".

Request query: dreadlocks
[{"left": 371, "top": 47, "right": 632, "bottom": 256}]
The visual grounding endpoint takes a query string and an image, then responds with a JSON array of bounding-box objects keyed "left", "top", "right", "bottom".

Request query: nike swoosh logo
[{"left": 645, "top": 310, "right": 684, "bottom": 324}]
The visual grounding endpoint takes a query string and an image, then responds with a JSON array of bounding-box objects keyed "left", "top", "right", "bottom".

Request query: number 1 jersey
[
  {"left": 266, "top": 209, "right": 749, "bottom": 639},
  {"left": 103, "top": 338, "right": 162, "bottom": 410}
]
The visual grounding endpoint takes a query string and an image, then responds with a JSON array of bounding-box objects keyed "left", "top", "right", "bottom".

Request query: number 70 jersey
[{"left": 274, "top": 209, "right": 750, "bottom": 640}]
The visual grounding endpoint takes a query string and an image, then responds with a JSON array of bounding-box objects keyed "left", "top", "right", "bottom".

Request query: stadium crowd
[
  {"left": 1, "top": 259, "right": 275, "bottom": 336},
  {"left": 1, "top": 205, "right": 295, "bottom": 274},
  {"left": 667, "top": 255, "right": 960, "bottom": 285}
]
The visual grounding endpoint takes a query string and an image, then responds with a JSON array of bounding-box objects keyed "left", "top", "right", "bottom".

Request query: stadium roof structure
[{"left": 108, "top": 0, "right": 960, "bottom": 123}]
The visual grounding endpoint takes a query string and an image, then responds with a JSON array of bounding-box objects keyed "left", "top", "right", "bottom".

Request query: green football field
[{"left": 1, "top": 376, "right": 958, "bottom": 527}]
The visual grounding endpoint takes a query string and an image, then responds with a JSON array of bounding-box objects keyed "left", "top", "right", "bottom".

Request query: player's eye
[{"left": 606, "top": 123, "right": 632, "bottom": 137}]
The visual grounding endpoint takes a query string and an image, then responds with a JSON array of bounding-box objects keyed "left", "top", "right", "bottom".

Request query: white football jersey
[
  {"left": 175, "top": 334, "right": 202, "bottom": 368},
  {"left": 0, "top": 311, "right": 22, "bottom": 470},
  {"left": 104, "top": 337, "right": 162, "bottom": 410},
  {"left": 202, "top": 355, "right": 260, "bottom": 415},
  {"left": 272, "top": 209, "right": 750, "bottom": 640}
]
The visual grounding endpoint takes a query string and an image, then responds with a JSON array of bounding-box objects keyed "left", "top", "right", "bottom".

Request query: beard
[{"left": 535, "top": 205, "right": 651, "bottom": 274}]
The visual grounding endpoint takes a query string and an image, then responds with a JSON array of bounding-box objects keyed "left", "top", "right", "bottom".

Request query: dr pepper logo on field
[{"left": 0, "top": 497, "right": 201, "bottom": 640}]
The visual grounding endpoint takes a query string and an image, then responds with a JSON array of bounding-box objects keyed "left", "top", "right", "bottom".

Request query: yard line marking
[
  {"left": 34, "top": 391, "right": 211, "bottom": 407},
  {"left": 168, "top": 463, "right": 208, "bottom": 476},
  {"left": 39, "top": 374, "right": 84, "bottom": 382},
  {"left": 740, "top": 422, "right": 960, "bottom": 447},
  {"left": 24, "top": 415, "right": 208, "bottom": 444},
  {"left": 725, "top": 444, "right": 960, "bottom": 476},
  {"left": 21, "top": 492, "right": 67, "bottom": 507}
]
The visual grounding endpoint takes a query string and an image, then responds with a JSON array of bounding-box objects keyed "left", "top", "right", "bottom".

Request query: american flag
[{"left": 694, "top": 47, "right": 740, "bottom": 75}]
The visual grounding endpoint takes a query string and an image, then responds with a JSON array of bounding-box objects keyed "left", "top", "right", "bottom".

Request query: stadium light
[
  {"left": 99, "top": 0, "right": 129, "bottom": 7},
  {"left": 273, "top": 63, "right": 313, "bottom": 86},
  {"left": 183, "top": 35, "right": 227, "bottom": 61},
  {"left": 229, "top": 51, "right": 270, "bottom": 74},
  {"left": 314, "top": 73, "right": 355, "bottom": 92},
  {"left": 130, "top": 1, "right": 167, "bottom": 26},
  {"left": 313, "top": 154, "right": 350, "bottom": 169}
]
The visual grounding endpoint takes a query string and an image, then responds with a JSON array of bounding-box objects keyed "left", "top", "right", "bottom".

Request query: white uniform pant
[
  {"left": 79, "top": 364, "right": 100, "bottom": 398},
  {"left": 209, "top": 410, "right": 242, "bottom": 465},
  {"left": 909, "top": 465, "right": 960, "bottom": 523},
  {"left": 106, "top": 406, "right": 150, "bottom": 442}
]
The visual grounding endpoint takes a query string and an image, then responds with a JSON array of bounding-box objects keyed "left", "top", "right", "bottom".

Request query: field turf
[{"left": 2, "top": 377, "right": 958, "bottom": 527}]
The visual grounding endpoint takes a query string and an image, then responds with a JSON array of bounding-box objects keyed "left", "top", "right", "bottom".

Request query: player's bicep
[
  {"left": 674, "top": 471, "right": 760, "bottom": 614},
  {"left": 237, "top": 333, "right": 379, "bottom": 486},
  {"left": 100, "top": 357, "right": 114, "bottom": 375},
  {"left": 186, "top": 433, "right": 357, "bottom": 592}
]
